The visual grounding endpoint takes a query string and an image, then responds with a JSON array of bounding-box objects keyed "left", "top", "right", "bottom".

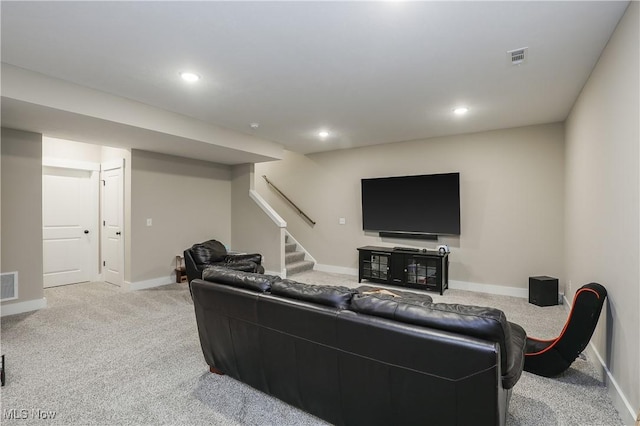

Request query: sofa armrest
[
  {"left": 225, "top": 253, "right": 262, "bottom": 265},
  {"left": 503, "top": 321, "right": 526, "bottom": 389},
  {"left": 184, "top": 249, "right": 202, "bottom": 283}
]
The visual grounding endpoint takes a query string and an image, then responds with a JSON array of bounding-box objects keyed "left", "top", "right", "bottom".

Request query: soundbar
[{"left": 379, "top": 231, "right": 438, "bottom": 241}]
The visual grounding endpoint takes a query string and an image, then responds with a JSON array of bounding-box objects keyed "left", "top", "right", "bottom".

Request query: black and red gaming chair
[{"left": 524, "top": 282, "right": 607, "bottom": 377}]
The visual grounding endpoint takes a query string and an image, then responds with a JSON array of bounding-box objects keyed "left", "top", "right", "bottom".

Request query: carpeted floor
[{"left": 0, "top": 271, "right": 623, "bottom": 425}]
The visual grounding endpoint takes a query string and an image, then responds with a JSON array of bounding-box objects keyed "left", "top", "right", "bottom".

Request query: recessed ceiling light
[
  {"left": 318, "top": 130, "right": 330, "bottom": 139},
  {"left": 250, "top": 123, "right": 259, "bottom": 129},
  {"left": 180, "top": 72, "right": 200, "bottom": 83},
  {"left": 453, "top": 107, "right": 469, "bottom": 115}
]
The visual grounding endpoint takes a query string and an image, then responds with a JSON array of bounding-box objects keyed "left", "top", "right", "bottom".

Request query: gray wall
[
  {"left": 256, "top": 122, "right": 565, "bottom": 290},
  {"left": 565, "top": 2, "right": 639, "bottom": 420},
  {"left": 3, "top": 135, "right": 234, "bottom": 289},
  {"left": 231, "top": 164, "right": 284, "bottom": 275},
  {"left": 129, "top": 150, "right": 232, "bottom": 283},
  {"left": 1, "top": 128, "right": 44, "bottom": 306}
]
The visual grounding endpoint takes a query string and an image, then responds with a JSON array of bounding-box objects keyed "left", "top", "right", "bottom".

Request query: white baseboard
[
  {"left": 448, "top": 280, "right": 528, "bottom": 298},
  {"left": 0, "top": 297, "right": 47, "bottom": 317},
  {"left": 584, "top": 342, "right": 638, "bottom": 425},
  {"left": 125, "top": 276, "right": 173, "bottom": 291},
  {"left": 314, "top": 264, "right": 359, "bottom": 276},
  {"left": 563, "top": 297, "right": 638, "bottom": 425},
  {"left": 312, "top": 265, "right": 529, "bottom": 298}
]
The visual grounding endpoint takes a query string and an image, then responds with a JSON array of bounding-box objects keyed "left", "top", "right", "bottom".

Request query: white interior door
[
  {"left": 43, "top": 165, "right": 98, "bottom": 288},
  {"left": 101, "top": 160, "right": 124, "bottom": 286}
]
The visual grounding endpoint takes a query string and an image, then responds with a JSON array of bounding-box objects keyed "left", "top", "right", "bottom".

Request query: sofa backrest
[
  {"left": 198, "top": 267, "right": 512, "bottom": 375},
  {"left": 350, "top": 293, "right": 512, "bottom": 372},
  {"left": 201, "top": 266, "right": 279, "bottom": 292},
  {"left": 271, "top": 279, "right": 357, "bottom": 309}
]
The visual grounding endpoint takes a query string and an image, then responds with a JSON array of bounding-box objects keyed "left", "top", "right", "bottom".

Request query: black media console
[{"left": 357, "top": 246, "right": 449, "bottom": 295}]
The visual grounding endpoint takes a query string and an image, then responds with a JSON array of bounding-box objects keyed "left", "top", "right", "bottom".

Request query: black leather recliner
[
  {"left": 184, "top": 239, "right": 264, "bottom": 284},
  {"left": 524, "top": 282, "right": 607, "bottom": 377}
]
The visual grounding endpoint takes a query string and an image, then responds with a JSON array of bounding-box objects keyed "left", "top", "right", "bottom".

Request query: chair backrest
[
  {"left": 190, "top": 239, "right": 228, "bottom": 266},
  {"left": 555, "top": 283, "right": 607, "bottom": 363},
  {"left": 184, "top": 239, "right": 228, "bottom": 285}
]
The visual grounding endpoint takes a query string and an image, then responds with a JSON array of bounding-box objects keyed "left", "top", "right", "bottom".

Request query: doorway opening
[{"left": 42, "top": 137, "right": 127, "bottom": 287}]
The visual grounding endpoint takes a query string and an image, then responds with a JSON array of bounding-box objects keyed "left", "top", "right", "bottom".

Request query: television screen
[{"left": 361, "top": 172, "right": 460, "bottom": 235}]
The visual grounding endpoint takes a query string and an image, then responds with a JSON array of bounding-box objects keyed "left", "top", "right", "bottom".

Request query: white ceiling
[{"left": 0, "top": 1, "right": 630, "bottom": 157}]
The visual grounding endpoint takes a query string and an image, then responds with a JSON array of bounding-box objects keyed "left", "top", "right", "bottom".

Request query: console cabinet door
[
  {"left": 390, "top": 255, "right": 406, "bottom": 285},
  {"left": 360, "top": 250, "right": 392, "bottom": 283},
  {"left": 404, "top": 255, "right": 440, "bottom": 289}
]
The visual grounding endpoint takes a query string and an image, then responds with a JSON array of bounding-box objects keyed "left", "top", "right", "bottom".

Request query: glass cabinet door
[
  {"left": 363, "top": 253, "right": 390, "bottom": 281},
  {"left": 372, "top": 254, "right": 389, "bottom": 280},
  {"left": 405, "top": 256, "right": 438, "bottom": 287}
]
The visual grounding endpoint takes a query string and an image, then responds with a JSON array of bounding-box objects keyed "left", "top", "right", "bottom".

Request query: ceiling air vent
[{"left": 507, "top": 47, "right": 528, "bottom": 65}]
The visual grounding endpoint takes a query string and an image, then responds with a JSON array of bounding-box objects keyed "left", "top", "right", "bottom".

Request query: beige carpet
[{"left": 0, "top": 271, "right": 623, "bottom": 425}]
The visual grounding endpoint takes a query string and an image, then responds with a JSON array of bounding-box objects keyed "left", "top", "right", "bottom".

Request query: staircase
[{"left": 285, "top": 235, "right": 315, "bottom": 276}]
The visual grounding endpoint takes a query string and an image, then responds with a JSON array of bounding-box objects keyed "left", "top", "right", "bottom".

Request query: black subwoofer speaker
[{"left": 529, "top": 276, "right": 558, "bottom": 306}]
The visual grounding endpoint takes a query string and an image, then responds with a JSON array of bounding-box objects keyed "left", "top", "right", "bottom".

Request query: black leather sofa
[
  {"left": 184, "top": 239, "right": 264, "bottom": 284},
  {"left": 191, "top": 267, "right": 526, "bottom": 426}
]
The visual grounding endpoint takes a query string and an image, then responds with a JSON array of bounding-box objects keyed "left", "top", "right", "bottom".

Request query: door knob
[
  {"left": 116, "top": 232, "right": 121, "bottom": 235},
  {"left": 84, "top": 230, "right": 89, "bottom": 234}
]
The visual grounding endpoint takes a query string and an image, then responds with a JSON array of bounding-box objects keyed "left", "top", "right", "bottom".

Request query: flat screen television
[{"left": 361, "top": 172, "right": 460, "bottom": 236}]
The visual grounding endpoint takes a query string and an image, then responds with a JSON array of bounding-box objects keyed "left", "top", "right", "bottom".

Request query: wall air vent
[
  {"left": 0, "top": 272, "right": 18, "bottom": 301},
  {"left": 507, "top": 47, "right": 528, "bottom": 65}
]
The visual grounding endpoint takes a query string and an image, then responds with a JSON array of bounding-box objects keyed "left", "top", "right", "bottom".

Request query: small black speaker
[{"left": 529, "top": 276, "right": 558, "bottom": 307}]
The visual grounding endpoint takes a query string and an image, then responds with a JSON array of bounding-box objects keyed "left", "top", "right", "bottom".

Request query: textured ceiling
[{"left": 1, "top": 1, "right": 629, "bottom": 155}]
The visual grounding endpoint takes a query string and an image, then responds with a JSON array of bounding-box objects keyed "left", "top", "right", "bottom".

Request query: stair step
[
  {"left": 285, "top": 242, "right": 297, "bottom": 253},
  {"left": 286, "top": 260, "right": 315, "bottom": 276},
  {"left": 285, "top": 251, "right": 305, "bottom": 264}
]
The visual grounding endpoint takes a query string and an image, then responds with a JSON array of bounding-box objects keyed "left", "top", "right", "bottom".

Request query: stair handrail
[{"left": 262, "top": 175, "right": 316, "bottom": 226}]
